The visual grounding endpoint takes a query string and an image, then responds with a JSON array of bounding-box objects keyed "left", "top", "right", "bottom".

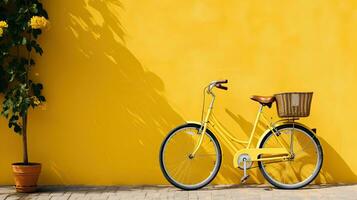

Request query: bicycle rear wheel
[
  {"left": 258, "top": 124, "right": 323, "bottom": 189},
  {"left": 159, "top": 123, "right": 221, "bottom": 190}
]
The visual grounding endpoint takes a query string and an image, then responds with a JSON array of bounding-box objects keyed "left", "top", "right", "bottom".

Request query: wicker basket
[{"left": 274, "top": 92, "right": 313, "bottom": 118}]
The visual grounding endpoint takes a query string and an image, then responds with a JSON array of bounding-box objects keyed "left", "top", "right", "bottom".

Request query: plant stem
[
  {"left": 21, "top": 32, "right": 32, "bottom": 165},
  {"left": 22, "top": 113, "right": 28, "bottom": 164}
]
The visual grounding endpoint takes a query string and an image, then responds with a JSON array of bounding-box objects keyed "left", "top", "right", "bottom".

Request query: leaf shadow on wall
[
  {"left": 33, "top": 0, "right": 185, "bottom": 184},
  {"left": 220, "top": 109, "right": 356, "bottom": 185}
]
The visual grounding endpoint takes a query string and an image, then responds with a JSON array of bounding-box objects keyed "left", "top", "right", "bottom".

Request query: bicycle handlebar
[
  {"left": 216, "top": 84, "right": 228, "bottom": 90},
  {"left": 207, "top": 79, "right": 229, "bottom": 93},
  {"left": 208, "top": 79, "right": 228, "bottom": 91},
  {"left": 216, "top": 79, "right": 228, "bottom": 84}
]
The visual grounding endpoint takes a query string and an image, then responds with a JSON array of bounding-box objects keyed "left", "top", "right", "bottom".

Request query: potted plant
[{"left": 0, "top": 0, "right": 49, "bottom": 193}]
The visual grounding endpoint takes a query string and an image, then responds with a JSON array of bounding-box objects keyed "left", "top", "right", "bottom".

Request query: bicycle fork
[{"left": 190, "top": 92, "right": 215, "bottom": 158}]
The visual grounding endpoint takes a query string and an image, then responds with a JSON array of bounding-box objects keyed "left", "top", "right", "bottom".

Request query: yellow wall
[{"left": 0, "top": 0, "right": 356, "bottom": 185}]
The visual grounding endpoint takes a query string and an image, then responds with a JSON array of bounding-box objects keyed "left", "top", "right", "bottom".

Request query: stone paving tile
[{"left": 0, "top": 185, "right": 356, "bottom": 200}]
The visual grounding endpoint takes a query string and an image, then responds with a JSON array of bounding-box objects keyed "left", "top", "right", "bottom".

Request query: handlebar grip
[
  {"left": 216, "top": 84, "right": 228, "bottom": 90},
  {"left": 216, "top": 79, "right": 228, "bottom": 84}
]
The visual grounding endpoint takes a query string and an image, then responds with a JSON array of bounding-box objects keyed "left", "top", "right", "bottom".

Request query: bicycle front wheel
[
  {"left": 258, "top": 124, "right": 323, "bottom": 189},
  {"left": 159, "top": 123, "right": 222, "bottom": 190}
]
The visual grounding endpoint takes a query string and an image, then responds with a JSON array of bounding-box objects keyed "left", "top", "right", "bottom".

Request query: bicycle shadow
[
  {"left": 215, "top": 108, "right": 357, "bottom": 185},
  {"left": 314, "top": 137, "right": 357, "bottom": 184}
]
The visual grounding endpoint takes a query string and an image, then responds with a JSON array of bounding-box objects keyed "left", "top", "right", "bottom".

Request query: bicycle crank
[{"left": 238, "top": 154, "right": 252, "bottom": 183}]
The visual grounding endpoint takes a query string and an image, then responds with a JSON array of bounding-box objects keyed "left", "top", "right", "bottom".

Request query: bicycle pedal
[{"left": 240, "top": 175, "right": 250, "bottom": 184}]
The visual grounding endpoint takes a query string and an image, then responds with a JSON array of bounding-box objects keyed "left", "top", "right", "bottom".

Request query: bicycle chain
[{"left": 244, "top": 159, "right": 292, "bottom": 169}]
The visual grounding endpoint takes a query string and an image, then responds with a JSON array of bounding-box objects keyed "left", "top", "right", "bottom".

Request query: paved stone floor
[{"left": 0, "top": 184, "right": 355, "bottom": 200}]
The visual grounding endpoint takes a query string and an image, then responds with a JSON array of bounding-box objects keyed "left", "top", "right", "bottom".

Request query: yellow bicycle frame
[{"left": 189, "top": 86, "right": 296, "bottom": 168}]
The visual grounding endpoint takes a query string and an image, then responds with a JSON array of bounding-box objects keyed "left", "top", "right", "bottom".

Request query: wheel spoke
[
  {"left": 164, "top": 155, "right": 190, "bottom": 167},
  {"left": 194, "top": 153, "right": 217, "bottom": 157},
  {"left": 294, "top": 142, "right": 315, "bottom": 154},
  {"left": 171, "top": 159, "right": 188, "bottom": 178},
  {"left": 177, "top": 160, "right": 190, "bottom": 183}
]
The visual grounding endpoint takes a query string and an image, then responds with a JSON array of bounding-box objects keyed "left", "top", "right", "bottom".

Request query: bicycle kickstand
[{"left": 240, "top": 158, "right": 250, "bottom": 184}]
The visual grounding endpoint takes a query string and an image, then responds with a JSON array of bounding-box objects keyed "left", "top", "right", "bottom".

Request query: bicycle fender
[{"left": 185, "top": 121, "right": 202, "bottom": 126}]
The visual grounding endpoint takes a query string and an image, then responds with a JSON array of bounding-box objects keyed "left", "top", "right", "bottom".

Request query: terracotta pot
[{"left": 12, "top": 163, "right": 41, "bottom": 193}]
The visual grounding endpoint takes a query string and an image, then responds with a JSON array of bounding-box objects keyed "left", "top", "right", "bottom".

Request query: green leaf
[
  {"left": 10, "top": 115, "right": 19, "bottom": 122},
  {"left": 21, "top": 37, "right": 27, "bottom": 45},
  {"left": 32, "top": 29, "right": 42, "bottom": 39},
  {"left": 9, "top": 74, "right": 15, "bottom": 82},
  {"left": 39, "top": 96, "right": 46, "bottom": 101},
  {"left": 32, "top": 83, "right": 43, "bottom": 96},
  {"left": 31, "top": 41, "right": 43, "bottom": 55},
  {"left": 14, "top": 124, "right": 21, "bottom": 133},
  {"left": 31, "top": 4, "right": 38, "bottom": 14}
]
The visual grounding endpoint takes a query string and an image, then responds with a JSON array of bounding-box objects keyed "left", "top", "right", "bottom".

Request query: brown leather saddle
[{"left": 250, "top": 95, "right": 275, "bottom": 108}]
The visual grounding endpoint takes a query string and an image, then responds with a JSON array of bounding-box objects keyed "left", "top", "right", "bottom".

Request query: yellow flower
[
  {"left": 29, "top": 16, "right": 48, "bottom": 29},
  {"left": 0, "top": 21, "right": 8, "bottom": 37},
  {"left": 0, "top": 21, "right": 8, "bottom": 28}
]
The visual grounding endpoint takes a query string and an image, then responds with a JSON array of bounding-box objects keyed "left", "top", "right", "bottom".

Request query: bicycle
[{"left": 159, "top": 80, "right": 323, "bottom": 190}]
